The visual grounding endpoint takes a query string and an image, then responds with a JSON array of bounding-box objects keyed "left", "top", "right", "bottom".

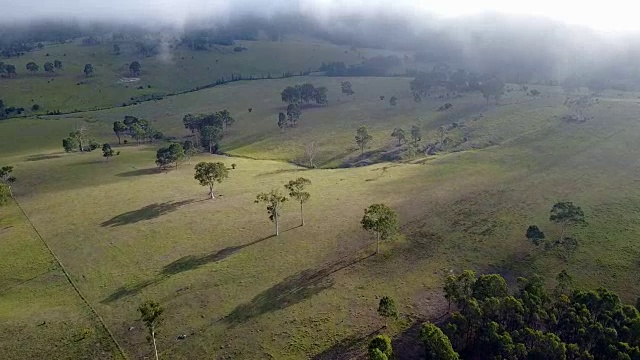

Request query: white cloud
[{"left": 3, "top": 0, "right": 639, "bottom": 33}]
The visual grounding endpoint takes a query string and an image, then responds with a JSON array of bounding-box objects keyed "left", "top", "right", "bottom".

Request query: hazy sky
[{"left": 4, "top": 0, "right": 639, "bottom": 33}]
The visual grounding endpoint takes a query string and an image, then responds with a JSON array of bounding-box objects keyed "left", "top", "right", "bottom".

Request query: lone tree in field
[
  {"left": 549, "top": 201, "right": 586, "bottom": 242},
  {"left": 526, "top": 225, "right": 546, "bottom": 246},
  {"left": 113, "top": 121, "right": 127, "bottom": 144},
  {"left": 83, "top": 63, "right": 94, "bottom": 77},
  {"left": 391, "top": 127, "right": 405, "bottom": 146},
  {"left": 255, "top": 190, "right": 287, "bottom": 236},
  {"left": 304, "top": 141, "right": 317, "bottom": 168},
  {"left": 355, "top": 126, "right": 372, "bottom": 155},
  {"left": 341, "top": 81, "right": 354, "bottom": 96},
  {"left": 285, "top": 177, "right": 311, "bottom": 226},
  {"left": 129, "top": 61, "right": 141, "bottom": 76},
  {"left": 194, "top": 162, "right": 229, "bottom": 200},
  {"left": 102, "top": 144, "right": 114, "bottom": 161},
  {"left": 26, "top": 62, "right": 39, "bottom": 73},
  {"left": 0, "top": 166, "right": 16, "bottom": 197},
  {"left": 377, "top": 296, "right": 398, "bottom": 327},
  {"left": 54, "top": 60, "right": 63, "bottom": 70},
  {"left": 368, "top": 335, "right": 393, "bottom": 360},
  {"left": 389, "top": 96, "right": 397, "bottom": 106},
  {"left": 138, "top": 300, "right": 164, "bottom": 360},
  {"left": 43, "top": 62, "right": 54, "bottom": 73},
  {"left": 411, "top": 125, "right": 422, "bottom": 146},
  {"left": 420, "top": 322, "right": 460, "bottom": 360},
  {"left": 277, "top": 112, "right": 287, "bottom": 132},
  {"left": 361, "top": 203, "right": 399, "bottom": 254}
]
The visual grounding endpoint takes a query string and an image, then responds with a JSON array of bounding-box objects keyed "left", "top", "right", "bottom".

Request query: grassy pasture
[
  {"left": 0, "top": 77, "right": 563, "bottom": 167},
  {"left": 2, "top": 74, "right": 640, "bottom": 358},
  {"left": 0, "top": 201, "right": 122, "bottom": 359},
  {"left": 0, "top": 37, "right": 402, "bottom": 115}
]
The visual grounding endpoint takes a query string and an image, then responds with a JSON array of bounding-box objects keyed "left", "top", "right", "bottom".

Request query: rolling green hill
[{"left": 2, "top": 39, "right": 640, "bottom": 359}]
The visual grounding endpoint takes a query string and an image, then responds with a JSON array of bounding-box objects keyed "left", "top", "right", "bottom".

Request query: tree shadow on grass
[
  {"left": 311, "top": 329, "right": 381, "bottom": 360},
  {"left": 25, "top": 153, "right": 64, "bottom": 161},
  {"left": 392, "top": 320, "right": 428, "bottom": 360},
  {"left": 161, "top": 235, "right": 275, "bottom": 276},
  {"left": 101, "top": 234, "right": 278, "bottom": 303},
  {"left": 100, "top": 278, "right": 161, "bottom": 303},
  {"left": 115, "top": 168, "right": 159, "bottom": 177},
  {"left": 101, "top": 199, "right": 196, "bottom": 227},
  {"left": 223, "top": 252, "right": 374, "bottom": 326}
]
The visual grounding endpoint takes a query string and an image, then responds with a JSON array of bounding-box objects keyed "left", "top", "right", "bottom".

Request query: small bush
[
  {"left": 31, "top": 104, "right": 40, "bottom": 111},
  {"left": 231, "top": 163, "right": 237, "bottom": 169}
]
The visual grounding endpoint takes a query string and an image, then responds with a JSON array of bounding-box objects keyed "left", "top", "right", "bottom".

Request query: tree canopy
[
  {"left": 255, "top": 190, "right": 287, "bottom": 236},
  {"left": 390, "top": 127, "right": 405, "bottom": 146},
  {"left": 429, "top": 270, "right": 640, "bottom": 359},
  {"left": 549, "top": 201, "right": 586, "bottom": 242},
  {"left": 361, "top": 203, "right": 399, "bottom": 254},
  {"left": 355, "top": 126, "right": 372, "bottom": 155},
  {"left": 281, "top": 83, "right": 328, "bottom": 106},
  {"left": 284, "top": 177, "right": 311, "bottom": 226},
  {"left": 155, "top": 143, "right": 184, "bottom": 170},
  {"left": 194, "top": 162, "right": 229, "bottom": 200}
]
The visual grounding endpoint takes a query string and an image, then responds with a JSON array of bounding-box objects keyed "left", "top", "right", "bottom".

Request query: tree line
[
  {"left": 367, "top": 269, "right": 640, "bottom": 360},
  {"left": 409, "top": 66, "right": 505, "bottom": 104}
]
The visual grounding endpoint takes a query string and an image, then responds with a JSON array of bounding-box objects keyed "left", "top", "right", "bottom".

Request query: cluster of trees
[
  {"left": 254, "top": 177, "right": 312, "bottom": 235},
  {"left": 113, "top": 116, "right": 164, "bottom": 145},
  {"left": 409, "top": 66, "right": 505, "bottom": 104},
  {"left": 414, "top": 270, "right": 640, "bottom": 359},
  {"left": 62, "top": 126, "right": 99, "bottom": 153},
  {"left": 0, "top": 99, "right": 25, "bottom": 119},
  {"left": 276, "top": 83, "right": 327, "bottom": 131},
  {"left": 391, "top": 125, "right": 421, "bottom": 147},
  {"left": 526, "top": 201, "right": 586, "bottom": 252},
  {"left": 341, "top": 81, "right": 355, "bottom": 96},
  {"left": 182, "top": 110, "right": 235, "bottom": 153},
  {"left": 278, "top": 105, "right": 301, "bottom": 130},
  {"left": 155, "top": 143, "right": 185, "bottom": 170},
  {"left": 24, "top": 60, "right": 63, "bottom": 74},
  {"left": 280, "top": 83, "right": 328, "bottom": 107}
]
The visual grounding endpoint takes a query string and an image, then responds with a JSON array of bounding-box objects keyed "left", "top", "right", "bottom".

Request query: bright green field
[{"left": 2, "top": 67, "right": 640, "bottom": 358}]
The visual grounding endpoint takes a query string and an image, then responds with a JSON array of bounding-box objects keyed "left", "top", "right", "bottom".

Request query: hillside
[{"left": 0, "top": 36, "right": 403, "bottom": 115}]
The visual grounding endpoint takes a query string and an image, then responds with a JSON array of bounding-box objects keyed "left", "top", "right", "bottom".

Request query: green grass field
[
  {"left": 0, "top": 37, "right": 404, "bottom": 115},
  {"left": 2, "top": 39, "right": 640, "bottom": 359}
]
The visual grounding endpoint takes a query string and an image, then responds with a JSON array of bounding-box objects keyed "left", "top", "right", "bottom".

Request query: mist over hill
[{"left": 2, "top": 3, "right": 640, "bottom": 89}]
